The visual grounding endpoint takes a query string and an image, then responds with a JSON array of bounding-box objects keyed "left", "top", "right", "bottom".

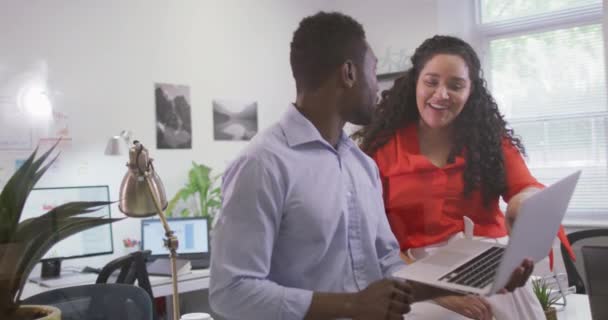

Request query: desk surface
[
  {"left": 21, "top": 269, "right": 210, "bottom": 299},
  {"left": 556, "top": 294, "right": 592, "bottom": 320}
]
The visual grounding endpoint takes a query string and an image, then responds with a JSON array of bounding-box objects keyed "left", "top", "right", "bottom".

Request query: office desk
[
  {"left": 557, "top": 294, "right": 592, "bottom": 319},
  {"left": 21, "top": 269, "right": 210, "bottom": 299}
]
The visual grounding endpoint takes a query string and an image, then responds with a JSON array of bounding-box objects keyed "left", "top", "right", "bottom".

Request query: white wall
[
  {"left": 0, "top": 0, "right": 330, "bottom": 269},
  {"left": 0, "top": 0, "right": 443, "bottom": 269},
  {"left": 4, "top": 0, "right": 571, "bottom": 301},
  {"left": 331, "top": 0, "right": 439, "bottom": 73}
]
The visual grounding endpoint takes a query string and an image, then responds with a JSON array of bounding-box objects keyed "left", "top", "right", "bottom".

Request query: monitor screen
[
  {"left": 142, "top": 217, "right": 209, "bottom": 257},
  {"left": 20, "top": 185, "right": 114, "bottom": 260}
]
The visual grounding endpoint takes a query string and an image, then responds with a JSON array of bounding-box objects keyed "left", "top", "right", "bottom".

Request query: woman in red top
[{"left": 354, "top": 36, "right": 551, "bottom": 319}]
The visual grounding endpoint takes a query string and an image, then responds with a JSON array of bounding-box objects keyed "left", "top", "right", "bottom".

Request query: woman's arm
[{"left": 505, "top": 187, "right": 542, "bottom": 233}]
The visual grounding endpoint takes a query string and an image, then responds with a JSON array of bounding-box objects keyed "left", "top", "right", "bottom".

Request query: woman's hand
[
  {"left": 505, "top": 187, "right": 541, "bottom": 233},
  {"left": 434, "top": 295, "right": 493, "bottom": 320},
  {"left": 399, "top": 250, "right": 415, "bottom": 264}
]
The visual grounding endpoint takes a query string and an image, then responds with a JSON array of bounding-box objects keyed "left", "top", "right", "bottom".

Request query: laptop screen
[{"left": 141, "top": 217, "right": 209, "bottom": 257}]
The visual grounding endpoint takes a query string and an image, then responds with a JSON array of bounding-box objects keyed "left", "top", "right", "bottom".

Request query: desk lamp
[
  {"left": 104, "top": 130, "right": 132, "bottom": 155},
  {"left": 114, "top": 140, "right": 181, "bottom": 319}
]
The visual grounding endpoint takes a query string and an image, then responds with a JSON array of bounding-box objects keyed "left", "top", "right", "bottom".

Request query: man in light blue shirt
[{"left": 210, "top": 11, "right": 533, "bottom": 320}]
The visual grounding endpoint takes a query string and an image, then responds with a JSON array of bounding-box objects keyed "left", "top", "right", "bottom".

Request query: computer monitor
[
  {"left": 20, "top": 185, "right": 114, "bottom": 260},
  {"left": 141, "top": 217, "right": 210, "bottom": 260}
]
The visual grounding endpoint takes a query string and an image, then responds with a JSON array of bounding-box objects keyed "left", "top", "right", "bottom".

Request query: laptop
[
  {"left": 141, "top": 217, "right": 211, "bottom": 270},
  {"left": 582, "top": 245, "right": 608, "bottom": 320},
  {"left": 393, "top": 170, "right": 581, "bottom": 296}
]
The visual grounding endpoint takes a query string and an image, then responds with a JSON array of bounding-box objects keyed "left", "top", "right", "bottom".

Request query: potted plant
[
  {"left": 532, "top": 277, "right": 560, "bottom": 320},
  {"left": 166, "top": 162, "right": 221, "bottom": 223},
  {"left": 0, "top": 143, "right": 121, "bottom": 320}
]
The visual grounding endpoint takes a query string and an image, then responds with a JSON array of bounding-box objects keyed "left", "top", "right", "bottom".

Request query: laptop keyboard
[{"left": 439, "top": 246, "right": 505, "bottom": 289}]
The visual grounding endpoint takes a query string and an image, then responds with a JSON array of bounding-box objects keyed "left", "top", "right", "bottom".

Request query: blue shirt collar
[{"left": 280, "top": 104, "right": 353, "bottom": 150}]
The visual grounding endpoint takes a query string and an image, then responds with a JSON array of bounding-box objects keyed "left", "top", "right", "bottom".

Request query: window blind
[{"left": 483, "top": 6, "right": 607, "bottom": 223}]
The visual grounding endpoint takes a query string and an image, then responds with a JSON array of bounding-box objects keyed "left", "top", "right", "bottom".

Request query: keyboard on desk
[{"left": 32, "top": 273, "right": 98, "bottom": 288}]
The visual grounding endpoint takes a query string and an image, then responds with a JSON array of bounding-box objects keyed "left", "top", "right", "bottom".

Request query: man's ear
[{"left": 341, "top": 60, "right": 357, "bottom": 88}]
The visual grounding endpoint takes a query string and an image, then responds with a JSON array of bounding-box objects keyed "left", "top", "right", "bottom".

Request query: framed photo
[
  {"left": 212, "top": 99, "right": 258, "bottom": 141},
  {"left": 155, "top": 83, "right": 192, "bottom": 149}
]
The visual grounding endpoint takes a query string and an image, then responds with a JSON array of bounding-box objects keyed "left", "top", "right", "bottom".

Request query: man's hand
[
  {"left": 353, "top": 279, "right": 413, "bottom": 320},
  {"left": 500, "top": 258, "right": 534, "bottom": 293},
  {"left": 435, "top": 295, "right": 493, "bottom": 320}
]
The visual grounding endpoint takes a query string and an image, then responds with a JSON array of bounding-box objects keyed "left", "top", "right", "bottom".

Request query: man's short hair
[{"left": 290, "top": 11, "right": 366, "bottom": 92}]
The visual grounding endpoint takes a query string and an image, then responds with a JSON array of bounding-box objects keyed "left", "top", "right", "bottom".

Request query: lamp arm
[{"left": 144, "top": 172, "right": 181, "bottom": 320}]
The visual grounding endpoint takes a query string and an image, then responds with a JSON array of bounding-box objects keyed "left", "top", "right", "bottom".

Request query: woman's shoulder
[
  {"left": 375, "top": 124, "right": 417, "bottom": 153},
  {"left": 372, "top": 124, "right": 420, "bottom": 175},
  {"left": 499, "top": 137, "right": 525, "bottom": 159}
]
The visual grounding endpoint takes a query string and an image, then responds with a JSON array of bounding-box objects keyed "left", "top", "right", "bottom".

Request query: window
[
  {"left": 478, "top": 0, "right": 607, "bottom": 225},
  {"left": 480, "top": 0, "right": 600, "bottom": 23}
]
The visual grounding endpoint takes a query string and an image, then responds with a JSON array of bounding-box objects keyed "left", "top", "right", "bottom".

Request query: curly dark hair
[
  {"left": 290, "top": 11, "right": 366, "bottom": 93},
  {"left": 353, "top": 35, "right": 525, "bottom": 205}
]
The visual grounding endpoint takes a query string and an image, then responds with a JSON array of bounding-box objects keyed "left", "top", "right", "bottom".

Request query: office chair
[
  {"left": 96, "top": 250, "right": 154, "bottom": 300},
  {"left": 582, "top": 246, "right": 608, "bottom": 320},
  {"left": 560, "top": 228, "right": 608, "bottom": 293},
  {"left": 96, "top": 250, "right": 162, "bottom": 319},
  {"left": 21, "top": 283, "right": 153, "bottom": 320}
]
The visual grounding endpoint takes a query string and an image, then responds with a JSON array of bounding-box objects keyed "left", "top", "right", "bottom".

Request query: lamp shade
[
  {"left": 118, "top": 142, "right": 168, "bottom": 217},
  {"left": 105, "top": 136, "right": 123, "bottom": 155}
]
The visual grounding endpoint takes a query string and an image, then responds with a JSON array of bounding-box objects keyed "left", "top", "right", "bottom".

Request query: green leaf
[
  {"left": 167, "top": 189, "right": 193, "bottom": 217},
  {"left": 532, "top": 278, "right": 560, "bottom": 310},
  {"left": 206, "top": 199, "right": 221, "bottom": 208},
  {"left": 180, "top": 208, "right": 190, "bottom": 217},
  {"left": 0, "top": 141, "right": 60, "bottom": 243},
  {"left": 0, "top": 148, "right": 39, "bottom": 243},
  {"left": 167, "top": 161, "right": 222, "bottom": 221},
  {"left": 13, "top": 216, "right": 123, "bottom": 302},
  {"left": 14, "top": 201, "right": 114, "bottom": 242},
  {"left": 182, "top": 186, "right": 196, "bottom": 200},
  {"left": 190, "top": 163, "right": 211, "bottom": 192}
]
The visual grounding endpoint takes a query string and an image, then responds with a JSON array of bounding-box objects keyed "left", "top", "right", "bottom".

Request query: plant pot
[
  {"left": 9, "top": 305, "right": 61, "bottom": 320},
  {"left": 544, "top": 307, "right": 557, "bottom": 320}
]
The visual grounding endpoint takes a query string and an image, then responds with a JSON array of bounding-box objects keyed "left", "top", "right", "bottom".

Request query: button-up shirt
[
  {"left": 372, "top": 124, "right": 544, "bottom": 250},
  {"left": 209, "top": 104, "right": 405, "bottom": 320}
]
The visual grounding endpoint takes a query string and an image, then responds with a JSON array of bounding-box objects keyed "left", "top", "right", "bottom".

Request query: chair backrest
[
  {"left": 582, "top": 246, "right": 608, "bottom": 320},
  {"left": 21, "top": 283, "right": 153, "bottom": 320},
  {"left": 96, "top": 250, "right": 154, "bottom": 301},
  {"left": 561, "top": 228, "right": 608, "bottom": 293}
]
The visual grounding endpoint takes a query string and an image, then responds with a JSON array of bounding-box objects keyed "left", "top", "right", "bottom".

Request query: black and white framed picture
[
  {"left": 155, "top": 83, "right": 192, "bottom": 149},
  {"left": 376, "top": 43, "right": 411, "bottom": 94},
  {"left": 212, "top": 99, "right": 258, "bottom": 141}
]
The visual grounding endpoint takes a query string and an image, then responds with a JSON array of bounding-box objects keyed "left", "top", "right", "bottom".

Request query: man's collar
[{"left": 279, "top": 104, "right": 353, "bottom": 151}]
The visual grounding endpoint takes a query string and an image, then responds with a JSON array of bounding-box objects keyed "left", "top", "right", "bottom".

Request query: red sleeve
[
  {"left": 502, "top": 141, "right": 575, "bottom": 266},
  {"left": 501, "top": 140, "right": 544, "bottom": 202}
]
